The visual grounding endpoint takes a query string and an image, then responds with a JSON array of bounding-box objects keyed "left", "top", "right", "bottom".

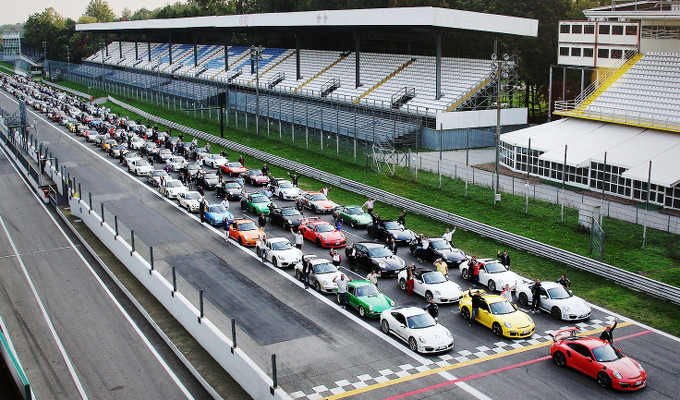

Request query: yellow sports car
[{"left": 459, "top": 290, "right": 535, "bottom": 339}]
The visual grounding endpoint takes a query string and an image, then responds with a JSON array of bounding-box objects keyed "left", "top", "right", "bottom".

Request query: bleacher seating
[
  {"left": 85, "top": 41, "right": 499, "bottom": 115},
  {"left": 584, "top": 52, "right": 680, "bottom": 126}
]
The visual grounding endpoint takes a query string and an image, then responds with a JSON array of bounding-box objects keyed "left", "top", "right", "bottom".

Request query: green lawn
[
  {"left": 0, "top": 62, "right": 15, "bottom": 75},
  {"left": 58, "top": 78, "right": 680, "bottom": 336}
]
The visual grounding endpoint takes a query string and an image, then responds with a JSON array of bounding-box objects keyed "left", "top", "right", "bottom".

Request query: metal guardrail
[
  {"left": 108, "top": 95, "right": 680, "bottom": 305},
  {"left": 41, "top": 80, "right": 91, "bottom": 100}
]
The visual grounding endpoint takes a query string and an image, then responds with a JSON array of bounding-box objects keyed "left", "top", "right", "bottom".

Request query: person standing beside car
[
  {"left": 330, "top": 249, "right": 342, "bottom": 267},
  {"left": 333, "top": 274, "right": 351, "bottom": 309},
  {"left": 347, "top": 244, "right": 358, "bottom": 272},
  {"left": 424, "top": 298, "right": 439, "bottom": 321},
  {"left": 406, "top": 263, "right": 416, "bottom": 296},
  {"left": 497, "top": 250, "right": 511, "bottom": 269},
  {"left": 366, "top": 269, "right": 380, "bottom": 287},
  {"left": 600, "top": 318, "right": 618, "bottom": 344},
  {"left": 302, "top": 257, "right": 312, "bottom": 289},
  {"left": 501, "top": 281, "right": 517, "bottom": 304},
  {"left": 468, "top": 288, "right": 483, "bottom": 327},
  {"left": 293, "top": 228, "right": 304, "bottom": 250},
  {"left": 258, "top": 212, "right": 267, "bottom": 231},
  {"left": 397, "top": 210, "right": 407, "bottom": 227},
  {"left": 363, "top": 198, "right": 375, "bottom": 215},
  {"left": 434, "top": 258, "right": 448, "bottom": 278},
  {"left": 530, "top": 279, "right": 542, "bottom": 313},
  {"left": 557, "top": 273, "right": 571, "bottom": 289}
]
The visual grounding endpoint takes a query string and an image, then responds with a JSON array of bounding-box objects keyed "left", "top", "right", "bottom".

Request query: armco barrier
[
  {"left": 108, "top": 96, "right": 680, "bottom": 305},
  {"left": 70, "top": 195, "right": 291, "bottom": 400}
]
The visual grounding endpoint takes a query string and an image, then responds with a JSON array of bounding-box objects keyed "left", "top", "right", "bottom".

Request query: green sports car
[
  {"left": 240, "top": 193, "right": 276, "bottom": 215},
  {"left": 337, "top": 205, "right": 373, "bottom": 228},
  {"left": 339, "top": 280, "right": 395, "bottom": 318}
]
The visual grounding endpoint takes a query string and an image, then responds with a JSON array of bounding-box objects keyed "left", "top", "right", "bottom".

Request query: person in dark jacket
[
  {"left": 557, "top": 273, "right": 571, "bottom": 289},
  {"left": 600, "top": 318, "right": 618, "bottom": 344},
  {"left": 397, "top": 210, "right": 407, "bottom": 227},
  {"left": 424, "top": 298, "right": 439, "bottom": 320},
  {"left": 530, "top": 279, "right": 542, "bottom": 313},
  {"left": 258, "top": 212, "right": 267, "bottom": 231},
  {"left": 497, "top": 250, "right": 511, "bottom": 269},
  {"left": 469, "top": 288, "right": 483, "bottom": 327}
]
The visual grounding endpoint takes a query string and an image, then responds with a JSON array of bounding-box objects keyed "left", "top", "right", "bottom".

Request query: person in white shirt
[
  {"left": 293, "top": 228, "right": 304, "bottom": 250},
  {"left": 443, "top": 227, "right": 456, "bottom": 244},
  {"left": 366, "top": 269, "right": 381, "bottom": 286},
  {"left": 220, "top": 198, "right": 229, "bottom": 210},
  {"left": 333, "top": 274, "right": 352, "bottom": 309},
  {"left": 501, "top": 281, "right": 517, "bottom": 304}
]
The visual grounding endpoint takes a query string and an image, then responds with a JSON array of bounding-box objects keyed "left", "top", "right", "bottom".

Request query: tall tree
[
  {"left": 84, "top": 0, "right": 116, "bottom": 23},
  {"left": 23, "top": 8, "right": 67, "bottom": 57}
]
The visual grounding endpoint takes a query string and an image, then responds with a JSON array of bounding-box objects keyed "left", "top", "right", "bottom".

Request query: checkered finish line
[{"left": 289, "top": 317, "right": 616, "bottom": 400}]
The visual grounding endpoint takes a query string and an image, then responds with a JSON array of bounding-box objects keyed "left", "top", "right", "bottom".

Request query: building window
[
  {"left": 560, "top": 47, "right": 570, "bottom": 56},
  {"left": 611, "top": 49, "right": 623, "bottom": 58},
  {"left": 599, "top": 24, "right": 611, "bottom": 35},
  {"left": 571, "top": 48, "right": 582, "bottom": 57},
  {"left": 572, "top": 25, "right": 583, "bottom": 34},
  {"left": 583, "top": 48, "right": 594, "bottom": 57},
  {"left": 612, "top": 25, "right": 624, "bottom": 35},
  {"left": 598, "top": 48, "right": 609, "bottom": 58},
  {"left": 560, "top": 24, "right": 570, "bottom": 34},
  {"left": 584, "top": 25, "right": 595, "bottom": 34},
  {"left": 626, "top": 25, "right": 638, "bottom": 35}
]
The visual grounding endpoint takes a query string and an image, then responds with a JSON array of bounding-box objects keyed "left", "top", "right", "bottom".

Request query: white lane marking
[
  {"left": 439, "top": 371, "right": 493, "bottom": 400},
  {"left": 5, "top": 91, "right": 493, "bottom": 398},
  {"left": 0, "top": 215, "right": 89, "bottom": 400},
  {"left": 0, "top": 143, "right": 196, "bottom": 399}
]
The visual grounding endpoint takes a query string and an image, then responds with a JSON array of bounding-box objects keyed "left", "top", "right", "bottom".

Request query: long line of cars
[{"left": 2, "top": 74, "right": 647, "bottom": 391}]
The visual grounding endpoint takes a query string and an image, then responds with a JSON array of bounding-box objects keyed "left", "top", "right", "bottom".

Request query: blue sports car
[{"left": 204, "top": 203, "right": 234, "bottom": 226}]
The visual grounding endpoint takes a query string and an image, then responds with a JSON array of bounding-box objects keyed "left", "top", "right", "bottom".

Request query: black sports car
[
  {"left": 216, "top": 180, "right": 243, "bottom": 200},
  {"left": 269, "top": 207, "right": 305, "bottom": 230},
  {"left": 346, "top": 242, "right": 406, "bottom": 277},
  {"left": 367, "top": 219, "right": 416, "bottom": 245},
  {"left": 409, "top": 237, "right": 467, "bottom": 266}
]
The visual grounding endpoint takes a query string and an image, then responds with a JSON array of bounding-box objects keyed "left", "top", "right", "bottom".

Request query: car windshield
[
  {"left": 238, "top": 222, "right": 258, "bottom": 231},
  {"left": 167, "top": 181, "right": 182, "bottom": 188},
  {"left": 153, "top": 170, "right": 168, "bottom": 177},
  {"left": 250, "top": 170, "right": 263, "bottom": 176},
  {"left": 485, "top": 262, "right": 507, "bottom": 273},
  {"left": 271, "top": 241, "right": 293, "bottom": 250},
  {"left": 279, "top": 182, "right": 294, "bottom": 189},
  {"left": 547, "top": 285, "right": 572, "bottom": 299},
  {"left": 344, "top": 207, "right": 362, "bottom": 215},
  {"left": 423, "top": 272, "right": 447, "bottom": 284},
  {"left": 204, "top": 173, "right": 218, "bottom": 179},
  {"left": 384, "top": 221, "right": 401, "bottom": 230},
  {"left": 407, "top": 313, "right": 436, "bottom": 329},
  {"left": 489, "top": 301, "right": 516, "bottom": 315},
  {"left": 185, "top": 192, "right": 201, "bottom": 200},
  {"left": 228, "top": 162, "right": 242, "bottom": 168},
  {"left": 188, "top": 165, "right": 200, "bottom": 171},
  {"left": 136, "top": 160, "right": 150, "bottom": 166},
  {"left": 316, "top": 224, "right": 335, "bottom": 233},
  {"left": 430, "top": 239, "right": 450, "bottom": 250},
  {"left": 356, "top": 285, "right": 379, "bottom": 297},
  {"left": 311, "top": 194, "right": 327, "bottom": 201},
  {"left": 252, "top": 196, "right": 268, "bottom": 203},
  {"left": 369, "top": 247, "right": 393, "bottom": 258},
  {"left": 210, "top": 205, "right": 226, "bottom": 213},
  {"left": 314, "top": 262, "right": 337, "bottom": 274},
  {"left": 282, "top": 209, "right": 300, "bottom": 216},
  {"left": 225, "top": 182, "right": 241, "bottom": 189},
  {"left": 592, "top": 344, "right": 622, "bottom": 362},
  {"left": 171, "top": 157, "right": 183, "bottom": 163}
]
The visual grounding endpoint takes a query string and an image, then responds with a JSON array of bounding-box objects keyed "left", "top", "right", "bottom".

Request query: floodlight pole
[
  {"left": 494, "top": 56, "right": 502, "bottom": 205},
  {"left": 251, "top": 45, "right": 263, "bottom": 136}
]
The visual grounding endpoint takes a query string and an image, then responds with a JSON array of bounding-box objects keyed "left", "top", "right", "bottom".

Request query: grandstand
[{"left": 501, "top": 1, "right": 680, "bottom": 210}]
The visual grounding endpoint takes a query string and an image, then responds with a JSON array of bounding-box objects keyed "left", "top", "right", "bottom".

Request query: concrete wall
[{"left": 435, "top": 108, "right": 527, "bottom": 130}]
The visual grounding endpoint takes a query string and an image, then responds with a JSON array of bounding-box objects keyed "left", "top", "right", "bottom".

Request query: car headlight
[
  {"left": 527, "top": 316, "right": 534, "bottom": 324},
  {"left": 435, "top": 290, "right": 441, "bottom": 296},
  {"left": 377, "top": 260, "right": 386, "bottom": 267},
  {"left": 503, "top": 321, "right": 512, "bottom": 328},
  {"left": 563, "top": 305, "right": 570, "bottom": 312},
  {"left": 369, "top": 305, "right": 374, "bottom": 311},
  {"left": 634, "top": 361, "right": 645, "bottom": 373},
  {"left": 446, "top": 330, "right": 453, "bottom": 338},
  {"left": 418, "top": 336, "right": 426, "bottom": 343},
  {"left": 321, "top": 235, "right": 327, "bottom": 241},
  {"left": 612, "top": 371, "right": 623, "bottom": 380},
  {"left": 390, "top": 300, "right": 395, "bottom": 306}
]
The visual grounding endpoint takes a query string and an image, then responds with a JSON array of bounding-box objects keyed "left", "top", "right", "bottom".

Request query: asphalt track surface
[
  {"left": 2, "top": 88, "right": 679, "bottom": 400},
  {"left": 0, "top": 131, "right": 212, "bottom": 396}
]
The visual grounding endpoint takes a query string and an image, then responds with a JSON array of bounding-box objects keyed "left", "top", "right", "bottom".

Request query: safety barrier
[{"left": 109, "top": 95, "right": 680, "bottom": 305}]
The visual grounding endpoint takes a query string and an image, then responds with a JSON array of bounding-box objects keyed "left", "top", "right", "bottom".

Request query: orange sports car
[{"left": 228, "top": 219, "right": 264, "bottom": 246}]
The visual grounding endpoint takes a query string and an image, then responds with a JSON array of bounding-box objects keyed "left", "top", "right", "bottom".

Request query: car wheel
[
  {"left": 283, "top": 222, "right": 290, "bottom": 230},
  {"left": 399, "top": 279, "right": 407, "bottom": 291},
  {"left": 238, "top": 237, "right": 243, "bottom": 246},
  {"left": 488, "top": 280, "right": 497, "bottom": 292},
  {"left": 553, "top": 351, "right": 567, "bottom": 368},
  {"left": 597, "top": 372, "right": 612, "bottom": 389},
  {"left": 295, "top": 270, "right": 301, "bottom": 280},
  {"left": 551, "top": 307, "right": 562, "bottom": 320},
  {"left": 316, "top": 239, "right": 321, "bottom": 247},
  {"left": 408, "top": 337, "right": 418, "bottom": 352},
  {"left": 359, "top": 306, "right": 366, "bottom": 318},
  {"left": 381, "top": 320, "right": 390, "bottom": 334},
  {"left": 425, "top": 291, "right": 433, "bottom": 302},
  {"left": 314, "top": 281, "right": 321, "bottom": 292},
  {"left": 461, "top": 269, "right": 469, "bottom": 280},
  {"left": 492, "top": 323, "right": 503, "bottom": 337},
  {"left": 272, "top": 258, "right": 278, "bottom": 268},
  {"left": 350, "top": 220, "right": 357, "bottom": 229},
  {"left": 256, "top": 247, "right": 262, "bottom": 257},
  {"left": 518, "top": 292, "right": 529, "bottom": 306},
  {"left": 460, "top": 307, "right": 470, "bottom": 321}
]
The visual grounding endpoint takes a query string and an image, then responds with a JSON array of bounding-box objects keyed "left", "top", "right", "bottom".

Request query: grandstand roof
[
  {"left": 583, "top": 1, "right": 680, "bottom": 20},
  {"left": 501, "top": 118, "right": 680, "bottom": 187},
  {"left": 76, "top": 7, "right": 538, "bottom": 37}
]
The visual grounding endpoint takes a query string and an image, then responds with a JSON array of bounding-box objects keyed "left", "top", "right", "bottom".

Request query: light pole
[
  {"left": 65, "top": 45, "right": 70, "bottom": 71},
  {"left": 491, "top": 52, "right": 510, "bottom": 205},
  {"left": 250, "top": 45, "right": 264, "bottom": 135}
]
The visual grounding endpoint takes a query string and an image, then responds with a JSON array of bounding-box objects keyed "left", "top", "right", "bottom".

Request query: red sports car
[
  {"left": 549, "top": 327, "right": 647, "bottom": 391},
  {"left": 221, "top": 161, "right": 247, "bottom": 177},
  {"left": 299, "top": 217, "right": 346, "bottom": 248}
]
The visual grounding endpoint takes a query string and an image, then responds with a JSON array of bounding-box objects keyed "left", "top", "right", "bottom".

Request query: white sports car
[
  {"left": 256, "top": 237, "right": 303, "bottom": 268},
  {"left": 294, "top": 256, "right": 341, "bottom": 293},
  {"left": 272, "top": 179, "right": 301, "bottom": 200},
  {"left": 203, "top": 154, "right": 228, "bottom": 168},
  {"left": 397, "top": 268, "right": 463, "bottom": 304},
  {"left": 380, "top": 307, "right": 454, "bottom": 354},
  {"left": 160, "top": 179, "right": 188, "bottom": 199},
  {"left": 516, "top": 281, "right": 591, "bottom": 321},
  {"left": 177, "top": 191, "right": 202, "bottom": 212},
  {"left": 129, "top": 136, "right": 146, "bottom": 149},
  {"left": 166, "top": 156, "right": 187, "bottom": 171},
  {"left": 128, "top": 159, "right": 154, "bottom": 176},
  {"left": 459, "top": 258, "right": 524, "bottom": 292}
]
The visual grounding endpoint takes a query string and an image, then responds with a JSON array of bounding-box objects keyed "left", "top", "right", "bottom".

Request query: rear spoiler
[
  {"left": 298, "top": 217, "right": 321, "bottom": 224},
  {"left": 548, "top": 327, "right": 581, "bottom": 342}
]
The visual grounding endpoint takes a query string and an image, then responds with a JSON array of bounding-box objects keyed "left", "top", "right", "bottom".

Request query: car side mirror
[
  {"left": 513, "top": 304, "right": 518, "bottom": 310},
  {"left": 617, "top": 348, "right": 621, "bottom": 353}
]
